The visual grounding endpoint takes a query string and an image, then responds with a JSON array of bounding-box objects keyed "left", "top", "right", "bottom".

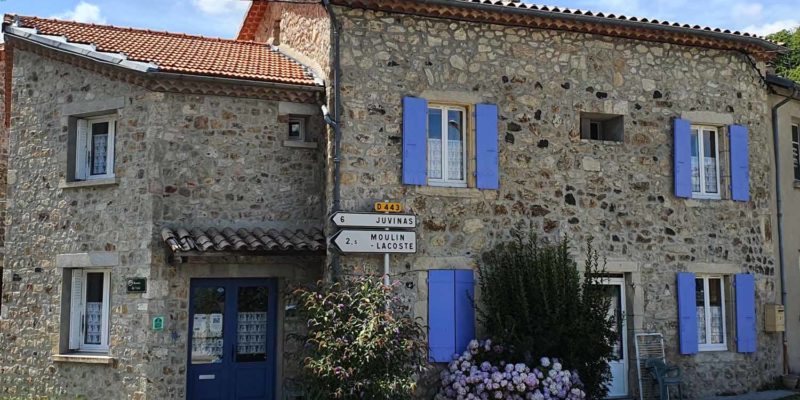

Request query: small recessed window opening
[
  {"left": 288, "top": 117, "right": 306, "bottom": 141},
  {"left": 580, "top": 113, "right": 624, "bottom": 142},
  {"left": 73, "top": 115, "right": 116, "bottom": 181},
  {"left": 67, "top": 269, "right": 111, "bottom": 353}
]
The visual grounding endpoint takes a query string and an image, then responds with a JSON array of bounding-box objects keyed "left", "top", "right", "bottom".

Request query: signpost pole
[
  {"left": 384, "top": 252, "right": 390, "bottom": 286},
  {"left": 383, "top": 201, "right": 390, "bottom": 286}
]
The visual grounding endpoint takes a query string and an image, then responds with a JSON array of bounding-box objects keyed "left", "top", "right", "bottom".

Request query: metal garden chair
[{"left": 645, "top": 358, "right": 683, "bottom": 400}]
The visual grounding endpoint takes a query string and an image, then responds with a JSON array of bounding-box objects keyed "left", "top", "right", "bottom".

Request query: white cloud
[
  {"left": 52, "top": 2, "right": 107, "bottom": 24},
  {"left": 192, "top": 0, "right": 249, "bottom": 15},
  {"left": 743, "top": 19, "right": 800, "bottom": 36},
  {"left": 732, "top": 3, "right": 763, "bottom": 19}
]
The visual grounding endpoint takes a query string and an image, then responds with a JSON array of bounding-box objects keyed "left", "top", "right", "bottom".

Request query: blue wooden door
[{"left": 188, "top": 279, "right": 278, "bottom": 400}]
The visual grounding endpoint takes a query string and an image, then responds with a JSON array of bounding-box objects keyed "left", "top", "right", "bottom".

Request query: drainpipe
[
  {"left": 321, "top": 0, "right": 342, "bottom": 281},
  {"left": 771, "top": 87, "right": 797, "bottom": 375}
]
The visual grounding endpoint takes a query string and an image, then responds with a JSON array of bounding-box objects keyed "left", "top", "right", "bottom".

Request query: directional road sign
[
  {"left": 332, "top": 230, "right": 417, "bottom": 253},
  {"left": 331, "top": 212, "right": 416, "bottom": 229}
]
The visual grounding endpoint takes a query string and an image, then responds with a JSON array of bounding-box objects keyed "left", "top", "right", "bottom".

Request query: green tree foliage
[
  {"left": 768, "top": 26, "right": 800, "bottom": 82},
  {"left": 478, "top": 233, "right": 617, "bottom": 399},
  {"left": 293, "top": 276, "right": 427, "bottom": 400}
]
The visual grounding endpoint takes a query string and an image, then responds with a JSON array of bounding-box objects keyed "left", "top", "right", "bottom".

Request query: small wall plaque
[
  {"left": 153, "top": 316, "right": 165, "bottom": 331},
  {"left": 126, "top": 278, "right": 147, "bottom": 293}
]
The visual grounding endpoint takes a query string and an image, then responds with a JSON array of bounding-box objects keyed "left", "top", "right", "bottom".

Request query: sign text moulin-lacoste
[
  {"left": 332, "top": 230, "right": 417, "bottom": 253},
  {"left": 370, "top": 232, "right": 414, "bottom": 251}
]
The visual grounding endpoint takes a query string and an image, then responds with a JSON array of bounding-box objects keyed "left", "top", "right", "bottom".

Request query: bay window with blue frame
[
  {"left": 402, "top": 97, "right": 499, "bottom": 190},
  {"left": 677, "top": 273, "right": 757, "bottom": 355},
  {"left": 674, "top": 119, "right": 750, "bottom": 202}
]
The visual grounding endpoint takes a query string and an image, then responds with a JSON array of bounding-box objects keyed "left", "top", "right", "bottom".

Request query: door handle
[{"left": 198, "top": 374, "right": 215, "bottom": 380}]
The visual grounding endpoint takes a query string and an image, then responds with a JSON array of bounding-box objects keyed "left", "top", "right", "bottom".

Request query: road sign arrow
[
  {"left": 331, "top": 212, "right": 416, "bottom": 229},
  {"left": 332, "top": 230, "right": 417, "bottom": 253}
]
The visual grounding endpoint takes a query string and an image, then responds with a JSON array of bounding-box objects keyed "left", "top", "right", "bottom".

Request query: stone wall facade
[
  {"left": 0, "top": 47, "right": 326, "bottom": 399},
  {"left": 0, "top": 45, "right": 7, "bottom": 319},
  {"left": 325, "top": 6, "right": 782, "bottom": 398},
  {"left": 254, "top": 2, "right": 330, "bottom": 79}
]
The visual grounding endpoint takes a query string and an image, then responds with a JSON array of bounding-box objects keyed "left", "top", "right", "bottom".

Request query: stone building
[
  {"left": 0, "top": 0, "right": 795, "bottom": 399},
  {"left": 241, "top": 0, "right": 789, "bottom": 398},
  {"left": 0, "top": 15, "right": 327, "bottom": 399},
  {"left": 767, "top": 74, "right": 800, "bottom": 379}
]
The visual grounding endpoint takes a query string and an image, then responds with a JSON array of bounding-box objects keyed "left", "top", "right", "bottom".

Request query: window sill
[
  {"left": 282, "top": 140, "right": 318, "bottom": 149},
  {"left": 59, "top": 177, "right": 119, "bottom": 189},
  {"left": 52, "top": 353, "right": 115, "bottom": 365},
  {"left": 691, "top": 194, "right": 722, "bottom": 201},
  {"left": 794, "top": 181, "right": 800, "bottom": 189},
  {"left": 412, "top": 185, "right": 498, "bottom": 199},
  {"left": 579, "top": 138, "right": 624, "bottom": 146},
  {"left": 698, "top": 345, "right": 728, "bottom": 352}
]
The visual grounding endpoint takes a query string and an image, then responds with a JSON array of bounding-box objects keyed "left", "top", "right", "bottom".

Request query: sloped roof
[
  {"left": 4, "top": 15, "right": 319, "bottom": 86},
  {"left": 162, "top": 227, "right": 326, "bottom": 254},
  {"left": 329, "top": 0, "right": 785, "bottom": 59},
  {"left": 449, "top": 0, "right": 769, "bottom": 40}
]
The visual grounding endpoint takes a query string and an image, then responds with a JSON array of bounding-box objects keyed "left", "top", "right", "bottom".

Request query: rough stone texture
[
  {"left": 327, "top": 6, "right": 781, "bottom": 398},
  {"left": 0, "top": 45, "right": 7, "bottom": 319},
  {"left": 0, "top": 48, "right": 326, "bottom": 399},
  {"left": 254, "top": 2, "right": 330, "bottom": 78}
]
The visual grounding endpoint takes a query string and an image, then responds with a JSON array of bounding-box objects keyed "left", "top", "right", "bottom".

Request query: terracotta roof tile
[
  {"left": 449, "top": 0, "right": 771, "bottom": 40},
  {"left": 8, "top": 15, "right": 318, "bottom": 86},
  {"left": 161, "top": 227, "right": 326, "bottom": 253},
  {"left": 330, "top": 0, "right": 783, "bottom": 57}
]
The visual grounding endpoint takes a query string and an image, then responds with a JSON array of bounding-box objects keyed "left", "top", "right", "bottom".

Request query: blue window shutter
[
  {"left": 475, "top": 104, "right": 499, "bottom": 190},
  {"left": 454, "top": 270, "right": 476, "bottom": 356},
  {"left": 428, "top": 270, "right": 456, "bottom": 362},
  {"left": 402, "top": 97, "right": 428, "bottom": 185},
  {"left": 729, "top": 125, "right": 750, "bottom": 202},
  {"left": 735, "top": 274, "right": 757, "bottom": 353},
  {"left": 677, "top": 272, "right": 698, "bottom": 355},
  {"left": 674, "top": 118, "right": 692, "bottom": 198}
]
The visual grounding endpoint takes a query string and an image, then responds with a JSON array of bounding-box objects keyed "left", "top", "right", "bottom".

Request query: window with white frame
[
  {"left": 690, "top": 125, "right": 721, "bottom": 199},
  {"left": 427, "top": 105, "right": 467, "bottom": 187},
  {"left": 76, "top": 116, "right": 116, "bottom": 180},
  {"left": 695, "top": 276, "right": 727, "bottom": 351},
  {"left": 288, "top": 117, "right": 306, "bottom": 141},
  {"left": 68, "top": 269, "right": 111, "bottom": 352}
]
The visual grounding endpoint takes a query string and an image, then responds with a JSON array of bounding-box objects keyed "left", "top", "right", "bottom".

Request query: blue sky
[{"left": 0, "top": 0, "right": 797, "bottom": 39}]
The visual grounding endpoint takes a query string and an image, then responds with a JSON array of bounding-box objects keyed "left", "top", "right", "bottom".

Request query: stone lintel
[
  {"left": 680, "top": 111, "right": 734, "bottom": 126},
  {"left": 61, "top": 97, "right": 126, "bottom": 117},
  {"left": 56, "top": 252, "right": 120, "bottom": 269},
  {"left": 577, "top": 259, "right": 639, "bottom": 273},
  {"left": 419, "top": 89, "right": 484, "bottom": 105},
  {"left": 278, "top": 101, "right": 321, "bottom": 116},
  {"left": 688, "top": 262, "right": 742, "bottom": 275},
  {"left": 412, "top": 256, "right": 476, "bottom": 271}
]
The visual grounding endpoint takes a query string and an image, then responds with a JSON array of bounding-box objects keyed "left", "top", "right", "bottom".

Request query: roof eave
[
  {"left": 767, "top": 74, "right": 800, "bottom": 100},
  {"left": 3, "top": 25, "right": 324, "bottom": 91},
  {"left": 331, "top": 0, "right": 787, "bottom": 56},
  {"left": 149, "top": 71, "right": 324, "bottom": 92},
  {"left": 4, "top": 25, "right": 158, "bottom": 72}
]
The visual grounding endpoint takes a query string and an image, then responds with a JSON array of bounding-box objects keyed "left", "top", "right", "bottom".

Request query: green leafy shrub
[
  {"left": 477, "top": 233, "right": 616, "bottom": 399},
  {"left": 293, "top": 275, "right": 427, "bottom": 400},
  {"left": 768, "top": 26, "right": 800, "bottom": 83}
]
